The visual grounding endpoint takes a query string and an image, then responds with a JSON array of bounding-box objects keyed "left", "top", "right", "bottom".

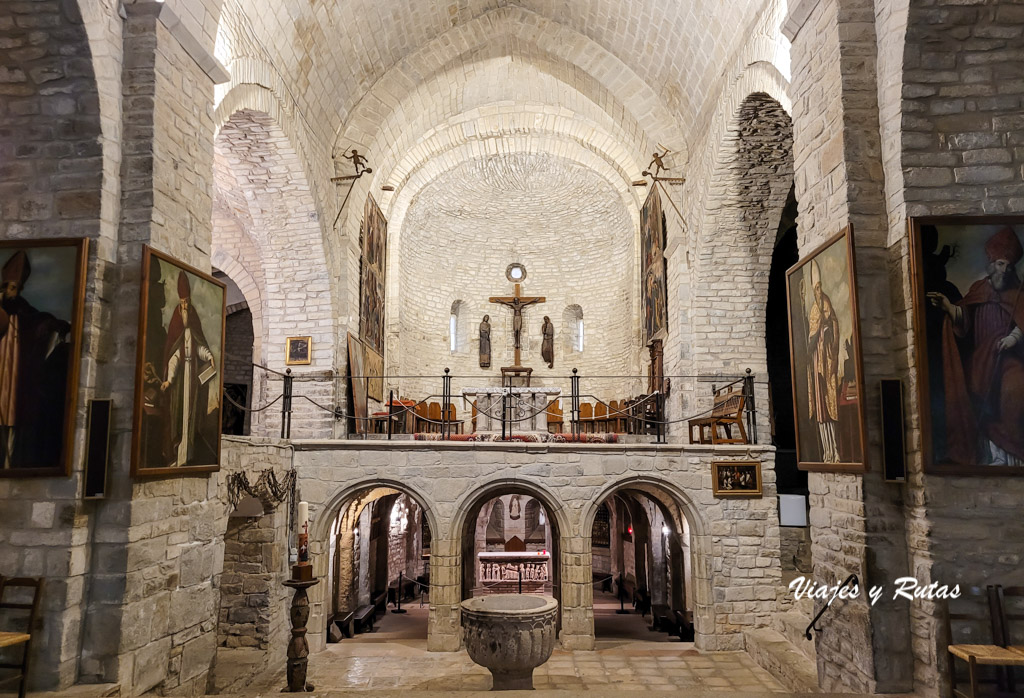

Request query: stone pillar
[
  {"left": 427, "top": 537, "right": 461, "bottom": 651},
  {"left": 558, "top": 534, "right": 594, "bottom": 650},
  {"left": 784, "top": 0, "right": 913, "bottom": 692},
  {"left": 78, "top": 3, "right": 229, "bottom": 695}
]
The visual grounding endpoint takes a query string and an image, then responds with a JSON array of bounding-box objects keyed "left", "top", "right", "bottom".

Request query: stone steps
[
  {"left": 744, "top": 627, "right": 823, "bottom": 694},
  {"left": 774, "top": 610, "right": 817, "bottom": 663}
]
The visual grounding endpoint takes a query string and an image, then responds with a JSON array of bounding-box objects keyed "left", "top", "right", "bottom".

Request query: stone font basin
[{"left": 461, "top": 594, "right": 558, "bottom": 691}]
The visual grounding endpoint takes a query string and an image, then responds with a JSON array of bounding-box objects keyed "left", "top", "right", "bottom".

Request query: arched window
[
  {"left": 562, "top": 305, "right": 584, "bottom": 354},
  {"left": 450, "top": 300, "right": 465, "bottom": 353}
]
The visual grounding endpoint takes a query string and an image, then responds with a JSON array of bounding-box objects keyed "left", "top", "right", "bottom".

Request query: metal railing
[{"left": 346, "top": 368, "right": 759, "bottom": 445}]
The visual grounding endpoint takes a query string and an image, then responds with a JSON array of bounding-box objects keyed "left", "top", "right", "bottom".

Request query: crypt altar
[{"left": 462, "top": 387, "right": 561, "bottom": 434}]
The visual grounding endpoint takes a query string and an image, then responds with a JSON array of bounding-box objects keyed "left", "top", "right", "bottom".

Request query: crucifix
[{"left": 489, "top": 283, "right": 545, "bottom": 369}]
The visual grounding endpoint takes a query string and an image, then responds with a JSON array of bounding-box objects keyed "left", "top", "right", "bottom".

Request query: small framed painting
[
  {"left": 133, "top": 247, "right": 226, "bottom": 477},
  {"left": 0, "top": 238, "right": 89, "bottom": 477},
  {"left": 286, "top": 336, "right": 312, "bottom": 366},
  {"left": 786, "top": 225, "right": 868, "bottom": 472},
  {"left": 910, "top": 215, "right": 1024, "bottom": 475},
  {"left": 711, "top": 461, "right": 762, "bottom": 497}
]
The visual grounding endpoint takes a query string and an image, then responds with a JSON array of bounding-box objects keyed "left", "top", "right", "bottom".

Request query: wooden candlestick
[{"left": 283, "top": 577, "right": 320, "bottom": 692}]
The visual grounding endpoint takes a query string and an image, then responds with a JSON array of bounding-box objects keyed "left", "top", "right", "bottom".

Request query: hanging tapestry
[
  {"left": 359, "top": 195, "right": 387, "bottom": 355},
  {"left": 641, "top": 186, "right": 668, "bottom": 343}
]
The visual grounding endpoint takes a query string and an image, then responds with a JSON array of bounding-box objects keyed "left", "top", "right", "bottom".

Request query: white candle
[{"left": 297, "top": 501, "right": 309, "bottom": 533}]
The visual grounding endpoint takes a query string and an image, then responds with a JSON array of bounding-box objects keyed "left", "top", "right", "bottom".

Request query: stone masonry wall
[
  {"left": 896, "top": 3, "right": 1024, "bottom": 694},
  {"left": 396, "top": 152, "right": 639, "bottom": 401},
  {"left": 0, "top": 0, "right": 106, "bottom": 689},
  {"left": 294, "top": 441, "right": 780, "bottom": 656}
]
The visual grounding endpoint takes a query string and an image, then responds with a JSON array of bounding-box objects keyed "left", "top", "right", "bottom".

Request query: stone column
[
  {"left": 784, "top": 0, "right": 913, "bottom": 692},
  {"left": 558, "top": 534, "right": 594, "bottom": 650},
  {"left": 427, "top": 537, "right": 462, "bottom": 651},
  {"left": 78, "top": 3, "right": 230, "bottom": 695}
]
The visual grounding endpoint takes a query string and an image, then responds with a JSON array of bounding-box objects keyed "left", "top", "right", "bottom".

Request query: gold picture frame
[
  {"left": 785, "top": 225, "right": 869, "bottom": 473},
  {"left": 711, "top": 461, "right": 763, "bottom": 497},
  {"left": 132, "top": 246, "right": 226, "bottom": 478},
  {"left": 285, "top": 336, "right": 312, "bottom": 366},
  {"left": 0, "top": 238, "right": 89, "bottom": 478}
]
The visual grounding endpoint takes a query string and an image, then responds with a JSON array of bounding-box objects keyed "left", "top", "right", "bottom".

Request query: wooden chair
[
  {"left": 946, "top": 585, "right": 1023, "bottom": 698},
  {"left": 444, "top": 404, "right": 461, "bottom": 435},
  {"left": 547, "top": 400, "right": 563, "bottom": 433},
  {"left": 427, "top": 402, "right": 442, "bottom": 434},
  {"left": 413, "top": 402, "right": 430, "bottom": 433},
  {"left": 594, "top": 402, "right": 608, "bottom": 433},
  {"left": 688, "top": 384, "right": 748, "bottom": 445},
  {"left": 994, "top": 585, "right": 1024, "bottom": 691},
  {"left": 607, "top": 400, "right": 626, "bottom": 434},
  {"left": 0, "top": 576, "right": 42, "bottom": 698},
  {"left": 578, "top": 402, "right": 594, "bottom": 433}
]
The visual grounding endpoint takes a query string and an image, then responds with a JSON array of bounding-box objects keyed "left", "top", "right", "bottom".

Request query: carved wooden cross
[{"left": 489, "top": 283, "right": 545, "bottom": 368}]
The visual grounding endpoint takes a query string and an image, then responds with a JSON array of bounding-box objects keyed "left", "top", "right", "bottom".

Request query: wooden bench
[
  {"left": 674, "top": 609, "right": 695, "bottom": 641},
  {"left": 0, "top": 576, "right": 42, "bottom": 698},
  {"left": 651, "top": 604, "right": 672, "bottom": 633},
  {"left": 688, "top": 384, "right": 748, "bottom": 445},
  {"left": 374, "top": 591, "right": 388, "bottom": 617},
  {"left": 546, "top": 400, "right": 563, "bottom": 433},
  {"left": 353, "top": 605, "right": 375, "bottom": 634},
  {"left": 337, "top": 611, "right": 355, "bottom": 638}
]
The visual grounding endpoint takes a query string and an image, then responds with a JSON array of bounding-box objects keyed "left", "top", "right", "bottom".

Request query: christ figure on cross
[{"left": 489, "top": 283, "right": 545, "bottom": 366}]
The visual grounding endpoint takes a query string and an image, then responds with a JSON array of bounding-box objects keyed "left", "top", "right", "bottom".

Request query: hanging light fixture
[
  {"left": 538, "top": 510, "right": 546, "bottom": 526},
  {"left": 662, "top": 524, "right": 670, "bottom": 537}
]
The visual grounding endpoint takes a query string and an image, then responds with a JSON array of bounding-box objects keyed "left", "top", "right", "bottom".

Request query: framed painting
[
  {"left": 363, "top": 342, "right": 383, "bottom": 403},
  {"left": 347, "top": 332, "right": 367, "bottom": 435},
  {"left": 0, "top": 238, "right": 88, "bottom": 477},
  {"left": 711, "top": 461, "right": 763, "bottom": 497},
  {"left": 786, "top": 225, "right": 868, "bottom": 472},
  {"left": 132, "top": 247, "right": 226, "bottom": 477},
  {"left": 640, "top": 187, "right": 668, "bottom": 344},
  {"left": 359, "top": 195, "right": 387, "bottom": 355},
  {"left": 285, "top": 336, "right": 311, "bottom": 366},
  {"left": 910, "top": 216, "right": 1024, "bottom": 475}
]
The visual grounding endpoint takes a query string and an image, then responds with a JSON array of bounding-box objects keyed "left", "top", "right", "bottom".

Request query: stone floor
[{"left": 242, "top": 596, "right": 793, "bottom": 695}]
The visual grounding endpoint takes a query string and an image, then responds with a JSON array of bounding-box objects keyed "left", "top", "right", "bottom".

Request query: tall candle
[
  {"left": 297, "top": 501, "right": 309, "bottom": 532},
  {"left": 297, "top": 501, "right": 310, "bottom": 564}
]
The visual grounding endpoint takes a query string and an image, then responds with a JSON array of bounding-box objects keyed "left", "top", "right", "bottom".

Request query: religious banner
[
  {"left": 910, "top": 216, "right": 1024, "bottom": 475},
  {"left": 359, "top": 195, "right": 387, "bottom": 355},
  {"left": 347, "top": 332, "right": 368, "bottom": 434},
  {"left": 641, "top": 186, "right": 668, "bottom": 344},
  {"left": 0, "top": 239, "right": 88, "bottom": 477},
  {"left": 786, "top": 226, "right": 867, "bottom": 472},
  {"left": 133, "top": 247, "right": 226, "bottom": 477},
  {"left": 363, "top": 342, "right": 383, "bottom": 402}
]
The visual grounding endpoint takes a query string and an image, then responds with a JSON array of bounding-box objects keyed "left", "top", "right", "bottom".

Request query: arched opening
[
  {"left": 562, "top": 304, "right": 584, "bottom": 354},
  {"left": 321, "top": 487, "right": 433, "bottom": 645},
  {"left": 215, "top": 269, "right": 254, "bottom": 436},
  {"left": 587, "top": 482, "right": 696, "bottom": 645},
  {"left": 460, "top": 487, "right": 561, "bottom": 634},
  {"left": 765, "top": 188, "right": 805, "bottom": 495}
]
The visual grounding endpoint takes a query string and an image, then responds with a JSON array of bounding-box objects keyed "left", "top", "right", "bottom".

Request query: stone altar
[
  {"left": 463, "top": 387, "right": 561, "bottom": 434},
  {"left": 461, "top": 594, "right": 558, "bottom": 690}
]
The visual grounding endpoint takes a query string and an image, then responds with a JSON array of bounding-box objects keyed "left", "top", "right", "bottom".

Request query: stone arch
[
  {"left": 684, "top": 91, "right": 795, "bottom": 443},
  {"left": 307, "top": 479, "right": 439, "bottom": 651},
  {"left": 214, "top": 106, "right": 339, "bottom": 436},
  {"left": 450, "top": 478, "right": 579, "bottom": 646},
  {"left": 332, "top": 7, "right": 684, "bottom": 167},
  {"left": 580, "top": 474, "right": 712, "bottom": 648}
]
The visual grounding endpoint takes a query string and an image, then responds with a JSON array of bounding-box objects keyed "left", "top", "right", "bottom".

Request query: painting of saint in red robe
[
  {"left": 912, "top": 218, "right": 1024, "bottom": 474},
  {"left": 133, "top": 248, "right": 225, "bottom": 476},
  {"left": 786, "top": 227, "right": 867, "bottom": 472},
  {"left": 0, "top": 240, "right": 88, "bottom": 477}
]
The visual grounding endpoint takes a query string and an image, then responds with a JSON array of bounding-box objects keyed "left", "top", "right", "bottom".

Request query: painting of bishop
[
  {"left": 133, "top": 247, "right": 226, "bottom": 476},
  {"left": 912, "top": 217, "right": 1024, "bottom": 475},
  {"left": 786, "top": 227, "right": 867, "bottom": 472}
]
